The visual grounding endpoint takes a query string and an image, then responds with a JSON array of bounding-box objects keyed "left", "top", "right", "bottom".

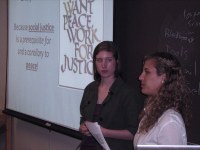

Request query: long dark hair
[
  {"left": 93, "top": 41, "right": 121, "bottom": 81},
  {"left": 139, "top": 51, "right": 192, "bottom": 133}
]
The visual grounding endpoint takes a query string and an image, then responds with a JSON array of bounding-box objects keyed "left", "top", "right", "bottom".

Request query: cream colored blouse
[{"left": 134, "top": 109, "right": 187, "bottom": 147}]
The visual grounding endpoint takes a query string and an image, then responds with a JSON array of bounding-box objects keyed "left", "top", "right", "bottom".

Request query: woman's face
[
  {"left": 139, "top": 59, "right": 165, "bottom": 96},
  {"left": 95, "top": 51, "right": 117, "bottom": 79}
]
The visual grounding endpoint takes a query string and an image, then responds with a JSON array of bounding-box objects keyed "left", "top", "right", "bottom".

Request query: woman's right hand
[{"left": 79, "top": 122, "right": 91, "bottom": 136}]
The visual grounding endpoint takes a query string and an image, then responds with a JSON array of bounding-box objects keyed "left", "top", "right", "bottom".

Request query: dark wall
[{"left": 114, "top": 0, "right": 200, "bottom": 144}]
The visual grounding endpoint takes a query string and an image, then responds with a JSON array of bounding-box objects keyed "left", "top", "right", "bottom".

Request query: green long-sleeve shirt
[{"left": 80, "top": 77, "right": 141, "bottom": 150}]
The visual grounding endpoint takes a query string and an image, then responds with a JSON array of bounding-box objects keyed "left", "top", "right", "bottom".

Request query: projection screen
[{"left": 6, "top": 0, "right": 113, "bottom": 134}]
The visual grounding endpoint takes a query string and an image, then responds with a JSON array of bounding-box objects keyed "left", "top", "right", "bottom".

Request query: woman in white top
[{"left": 134, "top": 52, "right": 192, "bottom": 146}]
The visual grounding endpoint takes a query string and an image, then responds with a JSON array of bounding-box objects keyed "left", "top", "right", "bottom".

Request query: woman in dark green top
[{"left": 79, "top": 41, "right": 141, "bottom": 150}]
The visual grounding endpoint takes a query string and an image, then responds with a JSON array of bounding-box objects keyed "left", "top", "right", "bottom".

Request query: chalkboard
[{"left": 114, "top": 0, "right": 200, "bottom": 144}]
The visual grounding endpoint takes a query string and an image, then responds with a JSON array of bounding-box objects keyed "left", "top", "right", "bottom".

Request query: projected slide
[
  {"left": 7, "top": 0, "right": 113, "bottom": 130},
  {"left": 59, "top": 0, "right": 103, "bottom": 89}
]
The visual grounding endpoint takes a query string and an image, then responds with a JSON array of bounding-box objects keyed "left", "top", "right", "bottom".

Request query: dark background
[{"left": 113, "top": 0, "right": 200, "bottom": 144}]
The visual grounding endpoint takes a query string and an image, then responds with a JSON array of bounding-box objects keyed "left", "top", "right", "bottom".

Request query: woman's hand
[
  {"left": 100, "top": 126, "right": 106, "bottom": 136},
  {"left": 100, "top": 126, "right": 133, "bottom": 140},
  {"left": 79, "top": 122, "right": 91, "bottom": 136}
]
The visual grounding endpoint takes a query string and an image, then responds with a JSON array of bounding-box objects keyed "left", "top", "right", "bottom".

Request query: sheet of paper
[{"left": 85, "top": 121, "right": 110, "bottom": 150}]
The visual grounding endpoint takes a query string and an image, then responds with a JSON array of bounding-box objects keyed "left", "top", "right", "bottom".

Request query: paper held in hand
[{"left": 85, "top": 121, "right": 110, "bottom": 150}]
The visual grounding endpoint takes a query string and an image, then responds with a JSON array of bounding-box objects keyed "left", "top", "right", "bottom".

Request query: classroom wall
[
  {"left": 0, "top": 0, "right": 8, "bottom": 150},
  {"left": 12, "top": 119, "right": 81, "bottom": 150},
  {"left": 0, "top": 0, "right": 7, "bottom": 112}
]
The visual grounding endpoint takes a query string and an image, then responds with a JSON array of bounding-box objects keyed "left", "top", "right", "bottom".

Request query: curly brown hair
[{"left": 138, "top": 52, "right": 192, "bottom": 133}]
